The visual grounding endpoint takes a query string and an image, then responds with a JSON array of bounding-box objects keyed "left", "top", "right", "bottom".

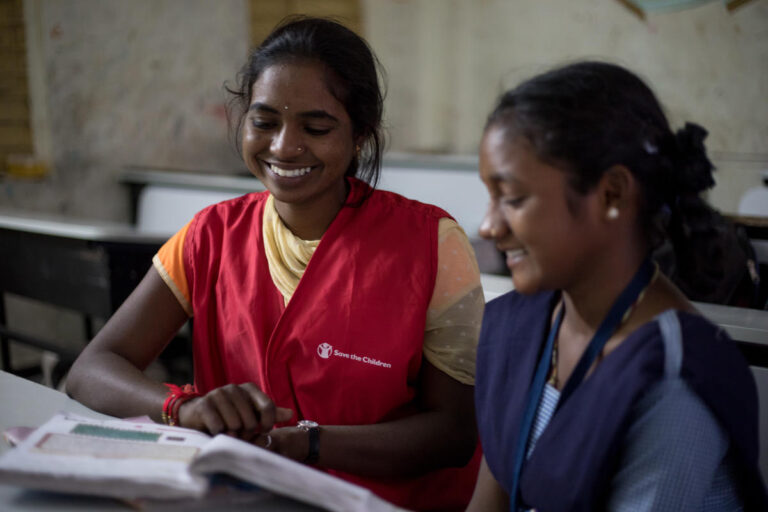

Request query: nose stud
[
  {"left": 297, "top": 146, "right": 304, "bottom": 152},
  {"left": 606, "top": 206, "right": 619, "bottom": 220}
]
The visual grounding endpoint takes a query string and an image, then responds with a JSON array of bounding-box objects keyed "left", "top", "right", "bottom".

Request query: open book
[{"left": 0, "top": 412, "right": 406, "bottom": 512}]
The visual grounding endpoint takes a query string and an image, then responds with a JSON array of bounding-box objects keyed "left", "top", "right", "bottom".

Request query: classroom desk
[
  {"left": 726, "top": 213, "right": 768, "bottom": 268},
  {"left": 120, "top": 167, "right": 263, "bottom": 228},
  {"left": 481, "top": 274, "right": 768, "bottom": 365},
  {"left": 0, "top": 211, "right": 167, "bottom": 373},
  {"left": 0, "top": 371, "right": 320, "bottom": 511}
]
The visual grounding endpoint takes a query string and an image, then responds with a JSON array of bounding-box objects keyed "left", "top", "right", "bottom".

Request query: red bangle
[{"left": 162, "top": 383, "right": 201, "bottom": 426}]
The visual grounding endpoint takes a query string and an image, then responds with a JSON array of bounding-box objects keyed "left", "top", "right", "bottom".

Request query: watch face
[{"left": 297, "top": 420, "right": 319, "bottom": 430}]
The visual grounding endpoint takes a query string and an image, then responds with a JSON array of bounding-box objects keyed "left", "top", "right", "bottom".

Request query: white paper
[
  {"left": 0, "top": 412, "right": 211, "bottom": 499},
  {"left": 190, "top": 435, "right": 408, "bottom": 512},
  {"left": 0, "top": 412, "right": 411, "bottom": 511}
]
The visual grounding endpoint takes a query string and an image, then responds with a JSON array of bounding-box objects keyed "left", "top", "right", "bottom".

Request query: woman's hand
[
  {"left": 177, "top": 383, "right": 293, "bottom": 441},
  {"left": 262, "top": 425, "right": 310, "bottom": 462}
]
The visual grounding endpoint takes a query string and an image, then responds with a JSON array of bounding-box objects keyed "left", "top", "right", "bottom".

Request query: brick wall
[{"left": 0, "top": 0, "right": 33, "bottom": 173}]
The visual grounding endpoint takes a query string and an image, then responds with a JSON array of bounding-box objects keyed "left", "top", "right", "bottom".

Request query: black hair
[
  {"left": 226, "top": 16, "right": 385, "bottom": 190},
  {"left": 486, "top": 61, "right": 756, "bottom": 305},
  {"left": 486, "top": 61, "right": 719, "bottom": 245}
]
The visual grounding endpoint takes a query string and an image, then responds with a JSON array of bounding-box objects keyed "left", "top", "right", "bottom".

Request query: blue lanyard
[{"left": 509, "top": 258, "right": 655, "bottom": 511}]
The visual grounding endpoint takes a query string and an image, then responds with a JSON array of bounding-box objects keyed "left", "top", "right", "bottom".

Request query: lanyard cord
[
  {"left": 557, "top": 258, "right": 657, "bottom": 407},
  {"left": 508, "top": 305, "right": 562, "bottom": 512},
  {"left": 509, "top": 258, "right": 657, "bottom": 511}
]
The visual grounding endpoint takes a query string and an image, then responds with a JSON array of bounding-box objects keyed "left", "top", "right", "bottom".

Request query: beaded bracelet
[{"left": 161, "top": 383, "right": 200, "bottom": 426}]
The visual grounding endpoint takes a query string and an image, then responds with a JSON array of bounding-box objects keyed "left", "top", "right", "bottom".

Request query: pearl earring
[{"left": 607, "top": 206, "right": 619, "bottom": 220}]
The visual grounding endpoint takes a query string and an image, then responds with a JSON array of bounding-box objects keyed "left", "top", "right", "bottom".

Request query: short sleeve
[
  {"left": 607, "top": 378, "right": 743, "bottom": 511},
  {"left": 422, "top": 218, "right": 484, "bottom": 385},
  {"left": 153, "top": 220, "right": 193, "bottom": 316}
]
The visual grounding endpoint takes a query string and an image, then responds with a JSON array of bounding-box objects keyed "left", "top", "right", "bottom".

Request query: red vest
[{"left": 184, "top": 178, "right": 480, "bottom": 510}]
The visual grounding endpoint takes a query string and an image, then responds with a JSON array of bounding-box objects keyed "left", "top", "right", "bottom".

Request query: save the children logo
[
  {"left": 317, "top": 342, "right": 333, "bottom": 359},
  {"left": 315, "top": 342, "right": 392, "bottom": 369}
]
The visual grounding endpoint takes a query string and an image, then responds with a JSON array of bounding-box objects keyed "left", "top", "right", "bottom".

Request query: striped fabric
[
  {"left": 524, "top": 383, "right": 560, "bottom": 460},
  {"left": 520, "top": 311, "right": 744, "bottom": 511}
]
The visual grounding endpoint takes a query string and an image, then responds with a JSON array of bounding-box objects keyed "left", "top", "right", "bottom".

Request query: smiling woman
[
  {"left": 65, "top": 16, "right": 483, "bottom": 512},
  {"left": 241, "top": 61, "right": 356, "bottom": 239},
  {"left": 468, "top": 61, "right": 767, "bottom": 512}
]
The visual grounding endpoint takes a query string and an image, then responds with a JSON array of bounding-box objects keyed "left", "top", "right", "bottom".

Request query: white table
[
  {"left": 480, "top": 273, "right": 768, "bottom": 347},
  {"left": 0, "top": 210, "right": 170, "bottom": 373},
  {"left": 0, "top": 371, "right": 319, "bottom": 511}
]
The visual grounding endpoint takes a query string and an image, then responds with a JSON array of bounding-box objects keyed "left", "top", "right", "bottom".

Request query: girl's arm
[
  {"left": 67, "top": 268, "right": 291, "bottom": 436},
  {"left": 67, "top": 267, "right": 189, "bottom": 419},
  {"left": 268, "top": 359, "right": 478, "bottom": 477},
  {"left": 466, "top": 456, "right": 508, "bottom": 512},
  {"left": 607, "top": 378, "right": 738, "bottom": 511}
]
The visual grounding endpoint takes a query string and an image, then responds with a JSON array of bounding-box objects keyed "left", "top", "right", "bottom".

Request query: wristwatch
[{"left": 297, "top": 420, "right": 320, "bottom": 464}]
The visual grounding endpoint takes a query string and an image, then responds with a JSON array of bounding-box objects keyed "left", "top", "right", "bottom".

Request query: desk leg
[{"left": 0, "top": 294, "right": 10, "bottom": 372}]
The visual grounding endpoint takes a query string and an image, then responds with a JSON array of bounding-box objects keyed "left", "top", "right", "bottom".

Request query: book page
[
  {"left": 0, "top": 412, "right": 211, "bottom": 500},
  {"left": 190, "top": 434, "right": 409, "bottom": 512}
]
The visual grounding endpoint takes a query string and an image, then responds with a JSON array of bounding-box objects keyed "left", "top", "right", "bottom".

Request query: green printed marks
[{"left": 71, "top": 424, "right": 161, "bottom": 442}]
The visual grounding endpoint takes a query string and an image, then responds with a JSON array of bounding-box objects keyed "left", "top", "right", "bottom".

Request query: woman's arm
[
  {"left": 66, "top": 268, "right": 292, "bottom": 435},
  {"left": 66, "top": 267, "right": 189, "bottom": 419},
  {"left": 268, "top": 360, "right": 478, "bottom": 477},
  {"left": 466, "top": 456, "right": 508, "bottom": 512},
  {"left": 264, "top": 219, "right": 483, "bottom": 476}
]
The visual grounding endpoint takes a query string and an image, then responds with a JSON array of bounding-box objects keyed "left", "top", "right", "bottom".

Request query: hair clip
[{"left": 643, "top": 140, "right": 658, "bottom": 154}]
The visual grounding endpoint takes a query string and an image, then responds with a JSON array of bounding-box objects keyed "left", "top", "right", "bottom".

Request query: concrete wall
[
  {"left": 363, "top": 0, "right": 768, "bottom": 213},
  {"left": 3, "top": 0, "right": 765, "bottom": 221},
  {"left": 3, "top": 0, "right": 249, "bottom": 221},
  {"left": 2, "top": 0, "right": 250, "bottom": 369},
  {"left": 3, "top": 0, "right": 766, "bottom": 219}
]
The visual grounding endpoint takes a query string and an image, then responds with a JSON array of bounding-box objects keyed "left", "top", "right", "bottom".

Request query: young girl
[
  {"left": 67, "top": 17, "right": 482, "bottom": 511},
  {"left": 468, "top": 61, "right": 767, "bottom": 511}
]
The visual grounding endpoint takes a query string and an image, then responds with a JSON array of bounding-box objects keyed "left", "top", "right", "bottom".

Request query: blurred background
[
  {"left": 0, "top": 0, "right": 766, "bottom": 382},
  {"left": 2, "top": 0, "right": 766, "bottom": 218},
  {"left": 1, "top": 0, "right": 767, "bottom": 483}
]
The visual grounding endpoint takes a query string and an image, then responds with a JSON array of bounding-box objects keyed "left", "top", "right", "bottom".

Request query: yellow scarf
[{"left": 262, "top": 194, "right": 320, "bottom": 305}]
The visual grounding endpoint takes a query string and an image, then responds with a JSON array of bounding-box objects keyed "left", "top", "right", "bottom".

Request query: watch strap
[
  {"left": 305, "top": 425, "right": 319, "bottom": 464},
  {"left": 297, "top": 420, "right": 320, "bottom": 464}
]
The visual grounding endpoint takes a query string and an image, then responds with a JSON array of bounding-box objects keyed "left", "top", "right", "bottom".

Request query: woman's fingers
[
  {"left": 255, "top": 432, "right": 274, "bottom": 450},
  {"left": 178, "top": 383, "right": 294, "bottom": 438},
  {"left": 193, "top": 397, "right": 226, "bottom": 435},
  {"left": 241, "top": 383, "right": 290, "bottom": 432},
  {"left": 276, "top": 406, "right": 294, "bottom": 423},
  {"left": 206, "top": 386, "right": 244, "bottom": 434},
  {"left": 225, "top": 385, "right": 261, "bottom": 435}
]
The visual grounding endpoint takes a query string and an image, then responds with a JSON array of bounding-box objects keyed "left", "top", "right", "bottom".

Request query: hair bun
[{"left": 669, "top": 122, "right": 715, "bottom": 195}]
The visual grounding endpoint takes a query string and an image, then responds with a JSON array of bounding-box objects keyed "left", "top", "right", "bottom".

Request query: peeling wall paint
[{"left": 5, "top": 0, "right": 249, "bottom": 221}]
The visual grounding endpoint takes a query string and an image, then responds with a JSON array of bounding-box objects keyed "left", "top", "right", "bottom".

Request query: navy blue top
[{"left": 475, "top": 290, "right": 767, "bottom": 511}]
